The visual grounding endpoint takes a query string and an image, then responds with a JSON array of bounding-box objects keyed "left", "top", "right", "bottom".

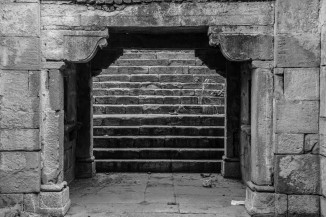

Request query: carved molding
[
  {"left": 64, "top": 36, "right": 108, "bottom": 63},
  {"left": 208, "top": 26, "right": 274, "bottom": 62}
]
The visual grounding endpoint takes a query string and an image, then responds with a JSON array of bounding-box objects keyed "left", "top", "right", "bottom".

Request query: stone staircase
[{"left": 92, "top": 49, "right": 226, "bottom": 173}]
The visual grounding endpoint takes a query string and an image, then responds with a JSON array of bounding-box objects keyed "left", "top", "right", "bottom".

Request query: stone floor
[{"left": 67, "top": 173, "right": 249, "bottom": 217}]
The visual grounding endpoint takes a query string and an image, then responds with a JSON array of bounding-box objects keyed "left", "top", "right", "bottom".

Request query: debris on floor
[
  {"left": 231, "top": 200, "right": 246, "bottom": 206},
  {"left": 202, "top": 178, "right": 213, "bottom": 188}
]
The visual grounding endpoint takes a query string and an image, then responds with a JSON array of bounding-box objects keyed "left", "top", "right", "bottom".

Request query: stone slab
[
  {"left": 288, "top": 195, "right": 319, "bottom": 217},
  {"left": 321, "top": 156, "right": 326, "bottom": 197},
  {"left": 0, "top": 37, "right": 40, "bottom": 70},
  {"left": 245, "top": 188, "right": 275, "bottom": 216},
  {"left": 276, "top": 101, "right": 319, "bottom": 134},
  {"left": 321, "top": 117, "right": 326, "bottom": 157},
  {"left": 0, "top": 129, "right": 40, "bottom": 151},
  {"left": 250, "top": 68, "right": 273, "bottom": 185},
  {"left": 0, "top": 3, "right": 40, "bottom": 36},
  {"left": 275, "top": 133, "right": 304, "bottom": 154},
  {"left": 284, "top": 68, "right": 319, "bottom": 101},
  {"left": 275, "top": 33, "right": 320, "bottom": 68},
  {"left": 304, "top": 134, "right": 319, "bottom": 154},
  {"left": 42, "top": 2, "right": 274, "bottom": 27},
  {"left": 0, "top": 152, "right": 40, "bottom": 193},
  {"left": 321, "top": 67, "right": 326, "bottom": 117},
  {"left": 275, "top": 154, "right": 320, "bottom": 194},
  {"left": 321, "top": 196, "right": 326, "bottom": 217},
  {"left": 276, "top": 0, "right": 319, "bottom": 34}
]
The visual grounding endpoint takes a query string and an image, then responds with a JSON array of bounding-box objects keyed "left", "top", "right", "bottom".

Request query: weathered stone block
[
  {"left": 0, "top": 108, "right": 39, "bottom": 129},
  {"left": 284, "top": 68, "right": 319, "bottom": 100},
  {"left": 0, "top": 152, "right": 40, "bottom": 193},
  {"left": 304, "top": 134, "right": 319, "bottom": 154},
  {"left": 288, "top": 195, "right": 319, "bottom": 217},
  {"left": 322, "top": 25, "right": 326, "bottom": 65},
  {"left": 276, "top": 101, "right": 319, "bottom": 133},
  {"left": 0, "top": 3, "right": 40, "bottom": 36},
  {"left": 276, "top": 0, "right": 319, "bottom": 34},
  {"left": 49, "top": 70, "right": 64, "bottom": 111},
  {"left": 321, "top": 156, "right": 326, "bottom": 197},
  {"left": 321, "top": 196, "right": 326, "bottom": 217},
  {"left": 275, "top": 133, "right": 303, "bottom": 154},
  {"left": 275, "top": 154, "right": 319, "bottom": 194},
  {"left": 245, "top": 188, "right": 275, "bottom": 216},
  {"left": 41, "top": 110, "right": 64, "bottom": 184},
  {"left": 0, "top": 129, "right": 40, "bottom": 151},
  {"left": 0, "top": 194, "right": 23, "bottom": 209},
  {"left": 23, "top": 194, "right": 39, "bottom": 213},
  {"left": 275, "top": 194, "right": 287, "bottom": 216},
  {"left": 29, "top": 71, "right": 41, "bottom": 97},
  {"left": 321, "top": 67, "right": 326, "bottom": 118},
  {"left": 251, "top": 68, "right": 273, "bottom": 185},
  {"left": 39, "top": 187, "right": 69, "bottom": 209},
  {"left": 275, "top": 33, "right": 320, "bottom": 68},
  {"left": 0, "top": 37, "right": 40, "bottom": 70},
  {"left": 321, "top": 117, "right": 326, "bottom": 157}
]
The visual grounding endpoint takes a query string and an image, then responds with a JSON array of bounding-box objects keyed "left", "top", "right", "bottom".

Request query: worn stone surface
[
  {"left": 276, "top": 101, "right": 319, "bottom": 134},
  {"left": 0, "top": 3, "right": 40, "bottom": 36},
  {"left": 275, "top": 194, "right": 287, "bottom": 216},
  {"left": 49, "top": 69, "right": 64, "bottom": 111},
  {"left": 321, "top": 156, "right": 326, "bottom": 197},
  {"left": 321, "top": 67, "right": 326, "bottom": 117},
  {"left": 0, "top": 129, "right": 40, "bottom": 151},
  {"left": 288, "top": 195, "right": 319, "bottom": 217},
  {"left": 276, "top": 0, "right": 319, "bottom": 34},
  {"left": 275, "top": 154, "right": 320, "bottom": 194},
  {"left": 42, "top": 2, "right": 274, "bottom": 28},
  {"left": 0, "top": 194, "right": 23, "bottom": 209},
  {"left": 321, "top": 196, "right": 326, "bottom": 217},
  {"left": 67, "top": 173, "right": 248, "bottom": 216},
  {"left": 304, "top": 134, "right": 319, "bottom": 154},
  {"left": 23, "top": 194, "right": 39, "bottom": 213},
  {"left": 321, "top": 118, "right": 326, "bottom": 157},
  {"left": 0, "top": 152, "right": 40, "bottom": 193},
  {"left": 275, "top": 33, "right": 320, "bottom": 68},
  {"left": 245, "top": 188, "right": 275, "bottom": 216},
  {"left": 275, "top": 133, "right": 303, "bottom": 154},
  {"left": 250, "top": 68, "right": 273, "bottom": 185},
  {"left": 284, "top": 68, "right": 319, "bottom": 100},
  {"left": 0, "top": 37, "right": 40, "bottom": 70}
]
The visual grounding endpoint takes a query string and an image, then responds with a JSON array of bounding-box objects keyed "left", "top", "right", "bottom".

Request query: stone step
[
  {"left": 93, "top": 126, "right": 225, "bottom": 137},
  {"left": 93, "top": 114, "right": 225, "bottom": 126},
  {"left": 93, "top": 104, "right": 225, "bottom": 115},
  {"left": 99, "top": 66, "right": 221, "bottom": 75},
  {"left": 93, "top": 82, "right": 223, "bottom": 90},
  {"left": 93, "top": 148, "right": 224, "bottom": 160},
  {"left": 111, "top": 59, "right": 201, "bottom": 67},
  {"left": 118, "top": 52, "right": 196, "bottom": 60},
  {"left": 93, "top": 135, "right": 224, "bottom": 148},
  {"left": 95, "top": 159, "right": 221, "bottom": 173},
  {"left": 93, "top": 74, "right": 224, "bottom": 83},
  {"left": 93, "top": 88, "right": 225, "bottom": 97},
  {"left": 93, "top": 96, "right": 225, "bottom": 105}
]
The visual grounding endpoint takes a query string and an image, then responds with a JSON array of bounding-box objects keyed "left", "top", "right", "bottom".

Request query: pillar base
[
  {"left": 245, "top": 186, "right": 275, "bottom": 216},
  {"left": 221, "top": 156, "right": 241, "bottom": 178},
  {"left": 75, "top": 157, "right": 96, "bottom": 178},
  {"left": 24, "top": 185, "right": 70, "bottom": 217}
]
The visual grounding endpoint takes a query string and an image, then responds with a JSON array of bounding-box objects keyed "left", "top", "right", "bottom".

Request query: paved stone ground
[{"left": 66, "top": 173, "right": 249, "bottom": 217}]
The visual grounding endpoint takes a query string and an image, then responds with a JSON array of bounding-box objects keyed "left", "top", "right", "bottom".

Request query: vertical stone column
[
  {"left": 272, "top": 0, "right": 321, "bottom": 216},
  {"left": 33, "top": 62, "right": 70, "bottom": 216},
  {"left": 320, "top": 1, "right": 326, "bottom": 216},
  {"left": 222, "top": 62, "right": 241, "bottom": 178},
  {"left": 75, "top": 63, "right": 95, "bottom": 178}
]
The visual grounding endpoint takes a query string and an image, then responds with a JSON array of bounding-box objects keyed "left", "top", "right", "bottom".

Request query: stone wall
[
  {"left": 0, "top": 1, "right": 42, "bottom": 216},
  {"left": 0, "top": 0, "right": 326, "bottom": 216}
]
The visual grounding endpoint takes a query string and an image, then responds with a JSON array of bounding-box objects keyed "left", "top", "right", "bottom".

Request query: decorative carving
[
  {"left": 64, "top": 35, "right": 109, "bottom": 63},
  {"left": 208, "top": 26, "right": 273, "bottom": 62}
]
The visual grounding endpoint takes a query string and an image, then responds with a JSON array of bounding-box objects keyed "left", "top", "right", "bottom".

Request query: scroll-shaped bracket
[
  {"left": 208, "top": 26, "right": 274, "bottom": 62},
  {"left": 64, "top": 30, "right": 109, "bottom": 63}
]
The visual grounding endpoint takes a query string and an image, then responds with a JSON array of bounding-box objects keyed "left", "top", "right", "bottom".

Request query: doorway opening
[{"left": 64, "top": 28, "right": 251, "bottom": 216}]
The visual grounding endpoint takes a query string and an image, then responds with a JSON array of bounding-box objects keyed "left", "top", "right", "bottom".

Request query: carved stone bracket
[
  {"left": 208, "top": 26, "right": 274, "bottom": 62},
  {"left": 63, "top": 29, "right": 109, "bottom": 63}
]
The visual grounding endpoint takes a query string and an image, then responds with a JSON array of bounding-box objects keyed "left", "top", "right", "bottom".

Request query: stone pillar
[
  {"left": 36, "top": 62, "right": 70, "bottom": 216},
  {"left": 221, "top": 61, "right": 241, "bottom": 178},
  {"left": 75, "top": 63, "right": 95, "bottom": 178}
]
